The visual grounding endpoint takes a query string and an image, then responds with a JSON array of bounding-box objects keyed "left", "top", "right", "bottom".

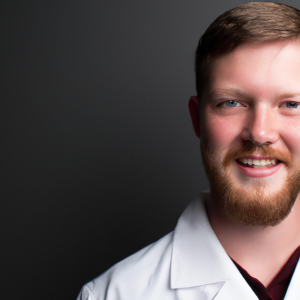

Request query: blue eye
[
  {"left": 284, "top": 102, "right": 300, "bottom": 108},
  {"left": 225, "top": 100, "right": 238, "bottom": 107}
]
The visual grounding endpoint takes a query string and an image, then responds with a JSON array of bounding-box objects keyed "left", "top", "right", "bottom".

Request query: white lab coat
[{"left": 77, "top": 191, "right": 300, "bottom": 300}]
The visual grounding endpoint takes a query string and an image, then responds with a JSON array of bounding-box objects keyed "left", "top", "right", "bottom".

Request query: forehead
[{"left": 209, "top": 39, "right": 300, "bottom": 99}]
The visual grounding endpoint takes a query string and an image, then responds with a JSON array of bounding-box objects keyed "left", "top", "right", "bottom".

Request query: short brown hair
[{"left": 195, "top": 2, "right": 300, "bottom": 97}]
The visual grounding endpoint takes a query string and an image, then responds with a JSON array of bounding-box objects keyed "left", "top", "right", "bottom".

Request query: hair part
[{"left": 195, "top": 2, "right": 300, "bottom": 97}]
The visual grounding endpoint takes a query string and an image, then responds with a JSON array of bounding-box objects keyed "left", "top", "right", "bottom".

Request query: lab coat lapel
[
  {"left": 173, "top": 281, "right": 258, "bottom": 300},
  {"left": 174, "top": 282, "right": 225, "bottom": 300},
  {"left": 283, "top": 258, "right": 300, "bottom": 300},
  {"left": 171, "top": 192, "right": 258, "bottom": 300}
]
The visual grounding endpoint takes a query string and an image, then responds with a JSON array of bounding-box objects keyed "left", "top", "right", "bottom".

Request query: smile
[
  {"left": 235, "top": 156, "right": 283, "bottom": 178},
  {"left": 237, "top": 157, "right": 278, "bottom": 169}
]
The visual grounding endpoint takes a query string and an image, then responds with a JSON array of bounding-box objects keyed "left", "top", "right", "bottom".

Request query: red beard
[{"left": 201, "top": 141, "right": 300, "bottom": 226}]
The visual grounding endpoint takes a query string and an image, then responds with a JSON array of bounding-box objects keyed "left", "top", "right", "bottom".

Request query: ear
[{"left": 188, "top": 96, "right": 201, "bottom": 139}]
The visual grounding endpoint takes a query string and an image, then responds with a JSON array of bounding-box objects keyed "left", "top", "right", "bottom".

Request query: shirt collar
[{"left": 171, "top": 191, "right": 243, "bottom": 289}]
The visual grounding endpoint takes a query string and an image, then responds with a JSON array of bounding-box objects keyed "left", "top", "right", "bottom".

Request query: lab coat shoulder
[{"left": 77, "top": 231, "right": 174, "bottom": 300}]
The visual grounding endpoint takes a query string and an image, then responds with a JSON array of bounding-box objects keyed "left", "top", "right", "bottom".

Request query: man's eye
[
  {"left": 281, "top": 102, "right": 300, "bottom": 109},
  {"left": 222, "top": 100, "right": 240, "bottom": 107}
]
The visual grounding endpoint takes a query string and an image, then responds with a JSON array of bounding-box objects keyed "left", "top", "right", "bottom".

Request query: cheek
[
  {"left": 280, "top": 120, "right": 300, "bottom": 160},
  {"left": 201, "top": 114, "right": 243, "bottom": 152}
]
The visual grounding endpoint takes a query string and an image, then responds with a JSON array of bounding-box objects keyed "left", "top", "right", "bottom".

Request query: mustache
[{"left": 223, "top": 143, "right": 292, "bottom": 167}]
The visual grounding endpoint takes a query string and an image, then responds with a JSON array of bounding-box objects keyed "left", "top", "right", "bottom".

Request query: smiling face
[{"left": 190, "top": 39, "right": 300, "bottom": 226}]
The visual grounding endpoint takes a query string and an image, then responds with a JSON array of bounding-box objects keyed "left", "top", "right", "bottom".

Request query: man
[{"left": 77, "top": 2, "right": 300, "bottom": 299}]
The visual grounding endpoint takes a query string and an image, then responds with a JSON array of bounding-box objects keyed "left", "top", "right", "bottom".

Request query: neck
[{"left": 207, "top": 191, "right": 300, "bottom": 287}]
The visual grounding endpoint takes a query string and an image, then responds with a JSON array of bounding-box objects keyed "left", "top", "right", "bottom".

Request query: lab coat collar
[
  {"left": 171, "top": 191, "right": 245, "bottom": 289},
  {"left": 170, "top": 191, "right": 300, "bottom": 300}
]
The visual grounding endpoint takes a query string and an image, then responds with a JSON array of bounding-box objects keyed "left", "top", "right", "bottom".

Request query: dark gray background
[{"left": 1, "top": 1, "right": 299, "bottom": 299}]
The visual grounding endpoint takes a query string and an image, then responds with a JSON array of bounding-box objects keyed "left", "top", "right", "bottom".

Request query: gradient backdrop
[{"left": 2, "top": 0, "right": 299, "bottom": 299}]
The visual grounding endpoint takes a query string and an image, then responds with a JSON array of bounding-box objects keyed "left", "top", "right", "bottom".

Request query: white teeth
[
  {"left": 238, "top": 158, "right": 277, "bottom": 167},
  {"left": 253, "top": 159, "right": 260, "bottom": 166}
]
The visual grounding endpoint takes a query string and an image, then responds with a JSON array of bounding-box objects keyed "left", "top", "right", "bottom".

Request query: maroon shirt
[{"left": 231, "top": 246, "right": 300, "bottom": 300}]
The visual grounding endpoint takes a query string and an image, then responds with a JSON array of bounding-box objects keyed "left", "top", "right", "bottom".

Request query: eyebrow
[
  {"left": 278, "top": 92, "right": 300, "bottom": 99},
  {"left": 209, "top": 88, "right": 252, "bottom": 99},
  {"left": 209, "top": 88, "right": 300, "bottom": 100}
]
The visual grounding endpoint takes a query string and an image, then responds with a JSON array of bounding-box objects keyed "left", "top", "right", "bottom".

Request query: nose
[{"left": 240, "top": 104, "right": 279, "bottom": 145}]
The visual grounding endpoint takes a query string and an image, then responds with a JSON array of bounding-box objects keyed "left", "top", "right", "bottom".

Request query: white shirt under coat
[{"left": 77, "top": 191, "right": 300, "bottom": 300}]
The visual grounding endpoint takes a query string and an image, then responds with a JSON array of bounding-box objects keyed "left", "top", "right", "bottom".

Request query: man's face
[{"left": 190, "top": 39, "right": 300, "bottom": 226}]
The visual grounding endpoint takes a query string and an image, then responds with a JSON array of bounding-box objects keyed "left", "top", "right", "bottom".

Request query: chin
[{"left": 214, "top": 178, "right": 298, "bottom": 226}]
